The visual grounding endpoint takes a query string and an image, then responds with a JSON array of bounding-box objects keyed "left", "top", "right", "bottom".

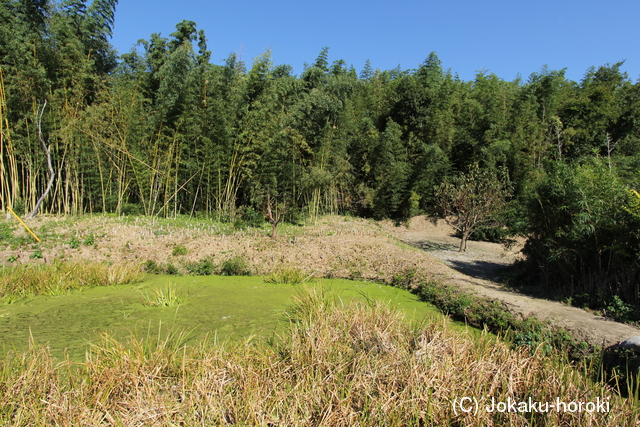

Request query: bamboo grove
[{"left": 3, "top": 1, "right": 640, "bottom": 311}]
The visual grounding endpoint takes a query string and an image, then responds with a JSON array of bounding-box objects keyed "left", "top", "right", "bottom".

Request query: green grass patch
[
  {"left": 0, "top": 274, "right": 447, "bottom": 361},
  {"left": 171, "top": 244, "right": 188, "bottom": 256}
]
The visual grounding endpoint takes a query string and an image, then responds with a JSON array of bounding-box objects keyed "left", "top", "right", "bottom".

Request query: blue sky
[{"left": 110, "top": 0, "right": 640, "bottom": 83}]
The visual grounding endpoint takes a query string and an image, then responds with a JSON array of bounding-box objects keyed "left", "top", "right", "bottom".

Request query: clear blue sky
[{"left": 110, "top": 0, "right": 640, "bottom": 83}]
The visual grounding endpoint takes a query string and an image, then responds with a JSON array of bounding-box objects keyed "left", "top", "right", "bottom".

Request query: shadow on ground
[
  {"left": 411, "top": 240, "right": 459, "bottom": 252},
  {"left": 445, "top": 259, "right": 512, "bottom": 282}
]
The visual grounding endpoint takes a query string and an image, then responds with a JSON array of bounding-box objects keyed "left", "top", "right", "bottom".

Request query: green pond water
[{"left": 0, "top": 274, "right": 456, "bottom": 361}]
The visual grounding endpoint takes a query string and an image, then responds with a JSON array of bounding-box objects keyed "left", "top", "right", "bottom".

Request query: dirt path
[{"left": 391, "top": 216, "right": 640, "bottom": 347}]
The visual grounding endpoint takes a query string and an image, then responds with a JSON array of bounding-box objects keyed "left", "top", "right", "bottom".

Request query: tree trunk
[
  {"left": 27, "top": 100, "right": 54, "bottom": 219},
  {"left": 459, "top": 229, "right": 470, "bottom": 252}
]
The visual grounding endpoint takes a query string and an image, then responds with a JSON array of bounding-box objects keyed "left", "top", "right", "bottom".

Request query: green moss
[{"left": 0, "top": 275, "right": 448, "bottom": 361}]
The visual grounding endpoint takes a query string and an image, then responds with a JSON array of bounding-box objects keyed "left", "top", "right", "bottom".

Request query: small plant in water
[
  {"left": 141, "top": 282, "right": 186, "bottom": 307},
  {"left": 264, "top": 267, "right": 314, "bottom": 285}
]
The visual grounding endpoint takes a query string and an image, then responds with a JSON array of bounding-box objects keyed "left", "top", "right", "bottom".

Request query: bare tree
[
  {"left": 435, "top": 164, "right": 511, "bottom": 252},
  {"left": 264, "top": 189, "right": 288, "bottom": 239},
  {"left": 28, "top": 100, "right": 55, "bottom": 219}
]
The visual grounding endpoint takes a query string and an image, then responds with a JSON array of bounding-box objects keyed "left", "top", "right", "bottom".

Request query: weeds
[
  {"left": 414, "top": 280, "right": 595, "bottom": 363},
  {"left": 264, "top": 267, "right": 314, "bottom": 285},
  {"left": 185, "top": 257, "right": 215, "bottom": 275},
  {"left": 220, "top": 256, "right": 252, "bottom": 276},
  {"left": 171, "top": 244, "right": 188, "bottom": 256},
  {"left": 0, "top": 223, "right": 13, "bottom": 241},
  {"left": 68, "top": 235, "right": 80, "bottom": 249},
  {"left": 141, "top": 282, "right": 186, "bottom": 307},
  {"left": 83, "top": 232, "right": 95, "bottom": 246},
  {"left": 29, "top": 248, "right": 43, "bottom": 259},
  {"left": 0, "top": 262, "right": 142, "bottom": 302},
  {"left": 0, "top": 289, "right": 635, "bottom": 425}
]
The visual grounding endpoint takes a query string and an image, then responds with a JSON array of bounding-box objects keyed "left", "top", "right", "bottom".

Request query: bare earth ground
[
  {"left": 3, "top": 214, "right": 639, "bottom": 347},
  {"left": 392, "top": 216, "right": 640, "bottom": 347}
]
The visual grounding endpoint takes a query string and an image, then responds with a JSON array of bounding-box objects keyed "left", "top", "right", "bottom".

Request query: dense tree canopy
[{"left": 2, "top": 1, "right": 640, "bottom": 310}]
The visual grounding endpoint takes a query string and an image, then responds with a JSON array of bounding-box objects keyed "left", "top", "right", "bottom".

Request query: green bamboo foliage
[{"left": 3, "top": 2, "right": 640, "bottom": 307}]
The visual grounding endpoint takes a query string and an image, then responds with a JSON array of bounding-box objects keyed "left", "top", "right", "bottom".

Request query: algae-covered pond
[{"left": 0, "top": 275, "right": 446, "bottom": 360}]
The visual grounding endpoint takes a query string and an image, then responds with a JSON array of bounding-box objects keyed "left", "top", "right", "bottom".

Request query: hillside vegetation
[{"left": 2, "top": 2, "right": 640, "bottom": 330}]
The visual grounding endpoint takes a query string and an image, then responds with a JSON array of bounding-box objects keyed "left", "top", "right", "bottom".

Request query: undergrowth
[
  {"left": 141, "top": 282, "right": 186, "bottom": 307},
  {"left": 0, "top": 261, "right": 142, "bottom": 302},
  {"left": 0, "top": 288, "right": 635, "bottom": 426},
  {"left": 414, "top": 280, "right": 595, "bottom": 363},
  {"left": 264, "top": 267, "right": 314, "bottom": 285}
]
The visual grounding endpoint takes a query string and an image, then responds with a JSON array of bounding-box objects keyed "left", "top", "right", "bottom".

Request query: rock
[
  {"left": 617, "top": 336, "right": 640, "bottom": 349},
  {"left": 602, "top": 336, "right": 640, "bottom": 397}
]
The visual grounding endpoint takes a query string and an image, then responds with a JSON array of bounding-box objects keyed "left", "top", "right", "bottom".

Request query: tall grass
[
  {"left": 264, "top": 266, "right": 315, "bottom": 285},
  {"left": 0, "top": 261, "right": 142, "bottom": 302},
  {"left": 0, "top": 288, "right": 635, "bottom": 425},
  {"left": 141, "top": 282, "right": 186, "bottom": 307}
]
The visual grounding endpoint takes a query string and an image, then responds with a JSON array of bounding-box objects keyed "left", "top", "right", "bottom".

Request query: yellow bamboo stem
[{"left": 7, "top": 207, "right": 40, "bottom": 242}]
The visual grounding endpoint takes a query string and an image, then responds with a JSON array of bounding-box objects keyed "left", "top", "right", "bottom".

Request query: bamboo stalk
[{"left": 7, "top": 206, "right": 40, "bottom": 242}]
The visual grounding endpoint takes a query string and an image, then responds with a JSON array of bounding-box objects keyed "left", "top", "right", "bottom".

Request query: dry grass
[
  {"left": 0, "top": 287, "right": 635, "bottom": 426},
  {"left": 264, "top": 266, "right": 315, "bottom": 285},
  {"left": 0, "top": 261, "right": 143, "bottom": 302},
  {"left": 2, "top": 215, "right": 428, "bottom": 284}
]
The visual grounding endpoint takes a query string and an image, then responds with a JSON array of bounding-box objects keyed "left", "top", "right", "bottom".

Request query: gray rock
[
  {"left": 617, "top": 336, "right": 640, "bottom": 349},
  {"left": 603, "top": 336, "right": 640, "bottom": 397}
]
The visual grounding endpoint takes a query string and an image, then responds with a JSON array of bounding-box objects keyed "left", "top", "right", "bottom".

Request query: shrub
[
  {"left": 120, "top": 203, "right": 143, "bottom": 216},
  {"left": 144, "top": 259, "right": 183, "bottom": 275},
  {"left": 172, "top": 245, "right": 188, "bottom": 256},
  {"left": 243, "top": 206, "right": 265, "bottom": 227},
  {"left": 143, "top": 260, "right": 163, "bottom": 274},
  {"left": 69, "top": 236, "right": 80, "bottom": 249},
  {"left": 414, "top": 280, "right": 592, "bottom": 362},
  {"left": 390, "top": 267, "right": 418, "bottom": 289},
  {"left": 220, "top": 256, "right": 252, "bottom": 276},
  {"left": 83, "top": 233, "right": 95, "bottom": 246},
  {"left": 186, "top": 258, "right": 215, "bottom": 276},
  {"left": 164, "top": 263, "right": 180, "bottom": 276}
]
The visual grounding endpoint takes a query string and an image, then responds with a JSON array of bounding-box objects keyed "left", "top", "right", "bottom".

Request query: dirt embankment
[{"left": 3, "top": 214, "right": 639, "bottom": 346}]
